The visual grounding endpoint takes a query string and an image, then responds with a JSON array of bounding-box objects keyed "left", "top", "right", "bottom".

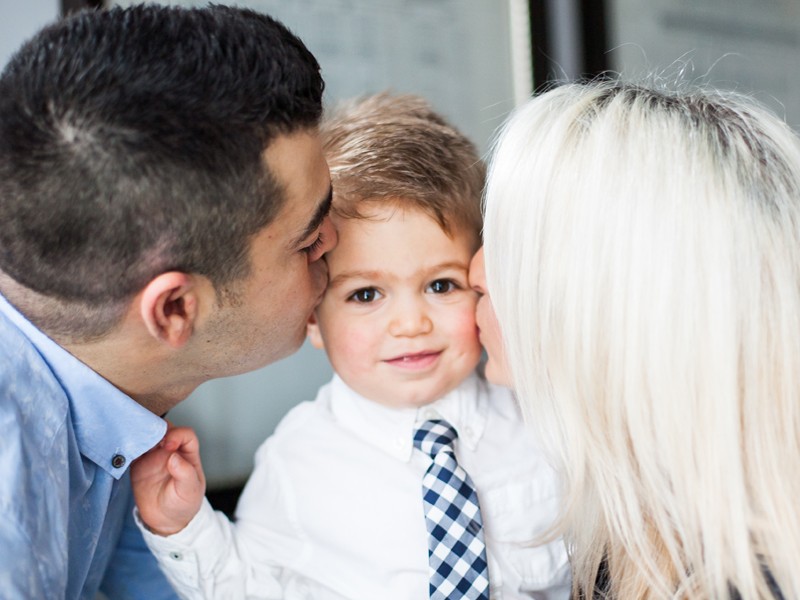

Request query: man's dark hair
[{"left": 0, "top": 4, "right": 323, "bottom": 341}]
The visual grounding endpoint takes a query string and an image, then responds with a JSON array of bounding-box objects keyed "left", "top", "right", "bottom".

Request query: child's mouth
[{"left": 384, "top": 350, "right": 442, "bottom": 369}]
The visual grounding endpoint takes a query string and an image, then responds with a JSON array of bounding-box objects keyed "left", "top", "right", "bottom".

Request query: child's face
[{"left": 308, "top": 205, "right": 482, "bottom": 409}]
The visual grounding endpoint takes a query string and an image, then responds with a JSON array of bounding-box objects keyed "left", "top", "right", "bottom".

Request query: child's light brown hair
[{"left": 321, "top": 92, "right": 485, "bottom": 247}]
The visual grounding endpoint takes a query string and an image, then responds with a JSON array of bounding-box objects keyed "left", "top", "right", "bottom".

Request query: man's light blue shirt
[{"left": 0, "top": 292, "right": 178, "bottom": 599}]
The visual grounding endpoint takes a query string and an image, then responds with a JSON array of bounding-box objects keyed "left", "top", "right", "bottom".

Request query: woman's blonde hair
[{"left": 484, "top": 81, "right": 800, "bottom": 599}]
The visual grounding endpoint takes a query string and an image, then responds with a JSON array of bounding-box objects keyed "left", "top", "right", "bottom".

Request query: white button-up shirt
[{"left": 139, "top": 373, "right": 571, "bottom": 600}]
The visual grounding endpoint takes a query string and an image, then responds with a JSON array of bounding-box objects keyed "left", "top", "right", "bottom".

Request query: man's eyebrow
[{"left": 296, "top": 184, "right": 333, "bottom": 246}]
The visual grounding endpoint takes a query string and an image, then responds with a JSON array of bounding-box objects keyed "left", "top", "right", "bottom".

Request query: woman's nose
[{"left": 469, "top": 246, "right": 486, "bottom": 294}]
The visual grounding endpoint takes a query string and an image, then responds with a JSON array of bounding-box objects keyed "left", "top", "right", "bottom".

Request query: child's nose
[{"left": 388, "top": 301, "right": 433, "bottom": 337}]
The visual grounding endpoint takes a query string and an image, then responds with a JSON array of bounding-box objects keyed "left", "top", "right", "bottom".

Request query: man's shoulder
[
  {"left": 0, "top": 310, "right": 70, "bottom": 595},
  {"left": 0, "top": 308, "right": 69, "bottom": 461}
]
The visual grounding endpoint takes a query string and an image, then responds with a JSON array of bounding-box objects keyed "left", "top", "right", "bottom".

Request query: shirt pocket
[{"left": 480, "top": 478, "right": 570, "bottom": 593}]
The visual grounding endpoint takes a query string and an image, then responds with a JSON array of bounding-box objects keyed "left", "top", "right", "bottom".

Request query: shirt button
[
  {"left": 423, "top": 409, "right": 438, "bottom": 420},
  {"left": 464, "top": 426, "right": 474, "bottom": 438},
  {"left": 169, "top": 551, "right": 183, "bottom": 561},
  {"left": 393, "top": 438, "right": 405, "bottom": 450},
  {"left": 111, "top": 454, "right": 126, "bottom": 469}
]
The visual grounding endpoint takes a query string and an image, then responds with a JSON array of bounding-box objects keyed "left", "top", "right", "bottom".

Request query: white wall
[{"left": 0, "top": 0, "right": 59, "bottom": 70}]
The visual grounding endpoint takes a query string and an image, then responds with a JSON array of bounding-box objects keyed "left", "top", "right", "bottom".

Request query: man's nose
[{"left": 388, "top": 298, "right": 433, "bottom": 337}]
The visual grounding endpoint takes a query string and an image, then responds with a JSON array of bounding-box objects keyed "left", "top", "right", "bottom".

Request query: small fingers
[
  {"left": 167, "top": 452, "right": 205, "bottom": 499},
  {"left": 162, "top": 426, "right": 199, "bottom": 453}
]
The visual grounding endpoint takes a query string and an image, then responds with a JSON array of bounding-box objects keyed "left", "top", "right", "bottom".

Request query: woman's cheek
[
  {"left": 475, "top": 296, "right": 492, "bottom": 341},
  {"left": 477, "top": 296, "right": 512, "bottom": 386}
]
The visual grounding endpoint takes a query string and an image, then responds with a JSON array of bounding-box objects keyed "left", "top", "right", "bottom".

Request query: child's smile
[
  {"left": 383, "top": 349, "right": 442, "bottom": 370},
  {"left": 307, "top": 204, "right": 482, "bottom": 409}
]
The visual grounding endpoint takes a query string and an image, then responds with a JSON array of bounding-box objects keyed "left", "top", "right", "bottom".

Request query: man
[{"left": 0, "top": 5, "right": 335, "bottom": 599}]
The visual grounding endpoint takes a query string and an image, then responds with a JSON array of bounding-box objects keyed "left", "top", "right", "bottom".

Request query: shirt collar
[
  {"left": 329, "top": 372, "right": 488, "bottom": 462},
  {"left": 0, "top": 292, "right": 167, "bottom": 478}
]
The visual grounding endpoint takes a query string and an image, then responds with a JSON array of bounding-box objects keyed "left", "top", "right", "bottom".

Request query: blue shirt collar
[{"left": 0, "top": 292, "right": 167, "bottom": 479}]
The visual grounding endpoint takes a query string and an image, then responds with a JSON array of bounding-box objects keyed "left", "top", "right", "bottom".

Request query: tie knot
[{"left": 413, "top": 419, "right": 458, "bottom": 458}]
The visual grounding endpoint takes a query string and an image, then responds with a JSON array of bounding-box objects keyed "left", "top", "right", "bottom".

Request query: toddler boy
[{"left": 132, "top": 94, "right": 570, "bottom": 600}]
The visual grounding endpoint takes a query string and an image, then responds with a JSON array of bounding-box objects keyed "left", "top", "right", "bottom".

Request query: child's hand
[{"left": 130, "top": 423, "right": 206, "bottom": 537}]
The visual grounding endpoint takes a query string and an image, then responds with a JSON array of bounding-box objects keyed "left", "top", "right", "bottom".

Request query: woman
[{"left": 470, "top": 82, "right": 800, "bottom": 599}]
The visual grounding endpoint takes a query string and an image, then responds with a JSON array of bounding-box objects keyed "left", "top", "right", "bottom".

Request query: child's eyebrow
[
  {"left": 328, "top": 269, "right": 385, "bottom": 289},
  {"left": 328, "top": 261, "right": 469, "bottom": 289}
]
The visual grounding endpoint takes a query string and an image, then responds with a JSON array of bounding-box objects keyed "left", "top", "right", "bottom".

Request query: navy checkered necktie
[{"left": 413, "top": 419, "right": 490, "bottom": 600}]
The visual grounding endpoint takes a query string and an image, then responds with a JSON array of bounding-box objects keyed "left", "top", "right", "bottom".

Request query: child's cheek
[
  {"left": 338, "top": 326, "right": 378, "bottom": 375},
  {"left": 450, "top": 305, "right": 480, "bottom": 343}
]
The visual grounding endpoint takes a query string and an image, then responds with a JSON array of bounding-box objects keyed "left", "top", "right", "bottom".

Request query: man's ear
[
  {"left": 140, "top": 272, "right": 200, "bottom": 349},
  {"left": 307, "top": 312, "right": 325, "bottom": 350}
]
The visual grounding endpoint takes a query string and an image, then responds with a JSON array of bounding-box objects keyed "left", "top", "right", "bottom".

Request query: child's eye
[
  {"left": 348, "top": 287, "right": 383, "bottom": 303},
  {"left": 427, "top": 279, "right": 458, "bottom": 294}
]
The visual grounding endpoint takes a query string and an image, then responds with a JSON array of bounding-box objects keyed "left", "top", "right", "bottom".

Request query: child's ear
[{"left": 306, "top": 312, "right": 325, "bottom": 350}]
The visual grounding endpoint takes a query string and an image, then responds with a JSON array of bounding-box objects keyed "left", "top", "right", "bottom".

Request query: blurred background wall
[
  {"left": 2, "top": 0, "right": 799, "bottom": 497},
  {"left": 608, "top": 0, "right": 800, "bottom": 129},
  {"left": 0, "top": 0, "right": 58, "bottom": 67},
  {"left": 529, "top": 0, "right": 800, "bottom": 128}
]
